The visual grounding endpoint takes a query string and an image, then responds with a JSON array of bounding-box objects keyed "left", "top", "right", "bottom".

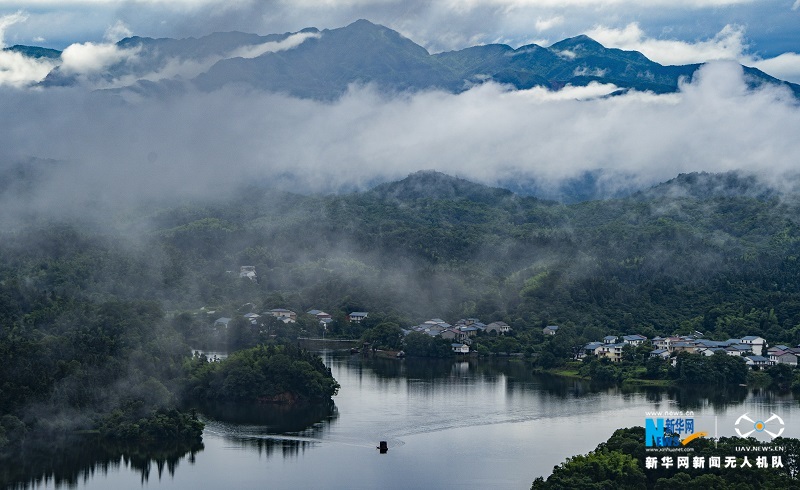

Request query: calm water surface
[{"left": 25, "top": 352, "right": 800, "bottom": 489}]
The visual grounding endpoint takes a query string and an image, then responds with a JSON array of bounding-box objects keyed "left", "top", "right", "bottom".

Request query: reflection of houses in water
[{"left": 452, "top": 361, "right": 470, "bottom": 375}]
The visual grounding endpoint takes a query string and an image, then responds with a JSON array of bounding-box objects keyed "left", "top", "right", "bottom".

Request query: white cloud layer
[
  {"left": 0, "top": 50, "right": 57, "bottom": 87},
  {"left": 227, "top": 31, "right": 321, "bottom": 59},
  {"left": 0, "top": 11, "right": 58, "bottom": 86},
  {"left": 751, "top": 53, "right": 800, "bottom": 85},
  {"left": 587, "top": 22, "right": 747, "bottom": 65},
  {"left": 104, "top": 20, "right": 132, "bottom": 43},
  {"left": 586, "top": 22, "right": 800, "bottom": 84},
  {"left": 0, "top": 61, "right": 797, "bottom": 223},
  {"left": 60, "top": 41, "right": 139, "bottom": 74}
]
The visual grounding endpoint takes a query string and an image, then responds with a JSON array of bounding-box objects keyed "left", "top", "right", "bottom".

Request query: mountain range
[{"left": 6, "top": 19, "right": 797, "bottom": 99}]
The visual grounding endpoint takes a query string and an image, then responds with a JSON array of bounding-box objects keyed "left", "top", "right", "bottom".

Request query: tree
[
  {"left": 227, "top": 316, "right": 257, "bottom": 351},
  {"left": 362, "top": 322, "right": 403, "bottom": 350},
  {"left": 645, "top": 357, "right": 667, "bottom": 379},
  {"left": 766, "top": 363, "right": 794, "bottom": 391},
  {"left": 403, "top": 332, "right": 451, "bottom": 357}
]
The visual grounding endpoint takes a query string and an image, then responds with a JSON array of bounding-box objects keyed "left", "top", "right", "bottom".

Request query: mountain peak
[
  {"left": 369, "top": 171, "right": 513, "bottom": 203},
  {"left": 549, "top": 35, "right": 605, "bottom": 55},
  {"left": 349, "top": 18, "right": 378, "bottom": 28}
]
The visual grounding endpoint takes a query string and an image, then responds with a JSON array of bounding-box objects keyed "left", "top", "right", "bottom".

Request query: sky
[
  {"left": 0, "top": 0, "right": 799, "bottom": 217},
  {"left": 1, "top": 1, "right": 799, "bottom": 82},
  {"left": 0, "top": 1, "right": 798, "bottom": 61}
]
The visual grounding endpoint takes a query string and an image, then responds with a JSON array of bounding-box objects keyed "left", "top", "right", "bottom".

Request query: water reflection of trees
[
  {"left": 348, "top": 355, "right": 792, "bottom": 413},
  {"left": 660, "top": 384, "right": 748, "bottom": 410},
  {"left": 1, "top": 435, "right": 202, "bottom": 489},
  {"left": 200, "top": 400, "right": 338, "bottom": 458},
  {"left": 225, "top": 436, "right": 316, "bottom": 460},
  {"left": 197, "top": 400, "right": 338, "bottom": 434}
]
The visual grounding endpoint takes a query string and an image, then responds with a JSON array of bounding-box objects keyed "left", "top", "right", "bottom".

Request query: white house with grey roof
[{"left": 739, "top": 336, "right": 766, "bottom": 356}]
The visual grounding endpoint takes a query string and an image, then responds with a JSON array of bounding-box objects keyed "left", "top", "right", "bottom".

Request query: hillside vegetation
[{"left": 2, "top": 170, "right": 800, "bottom": 455}]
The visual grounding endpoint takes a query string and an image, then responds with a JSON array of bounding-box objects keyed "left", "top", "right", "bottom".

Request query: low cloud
[
  {"left": 227, "top": 31, "right": 322, "bottom": 59},
  {"left": 0, "top": 11, "right": 58, "bottom": 87},
  {"left": 573, "top": 66, "right": 609, "bottom": 77},
  {"left": 0, "top": 50, "right": 57, "bottom": 87},
  {"left": 110, "top": 30, "right": 322, "bottom": 86},
  {"left": 0, "top": 61, "right": 798, "bottom": 226},
  {"left": 587, "top": 22, "right": 800, "bottom": 84},
  {"left": 751, "top": 53, "right": 800, "bottom": 84},
  {"left": 587, "top": 22, "right": 747, "bottom": 65},
  {"left": 104, "top": 20, "right": 132, "bottom": 43},
  {"left": 60, "top": 41, "right": 140, "bottom": 75}
]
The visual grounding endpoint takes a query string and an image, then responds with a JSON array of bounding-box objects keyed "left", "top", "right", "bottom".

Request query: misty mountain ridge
[
  {"left": 0, "top": 154, "right": 784, "bottom": 206},
  {"left": 25, "top": 19, "right": 800, "bottom": 98},
  {"left": 636, "top": 171, "right": 780, "bottom": 202},
  {"left": 362, "top": 170, "right": 783, "bottom": 205},
  {"left": 368, "top": 170, "right": 515, "bottom": 204}
]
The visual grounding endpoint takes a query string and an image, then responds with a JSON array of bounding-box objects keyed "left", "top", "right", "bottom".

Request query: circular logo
[{"left": 735, "top": 412, "right": 785, "bottom": 439}]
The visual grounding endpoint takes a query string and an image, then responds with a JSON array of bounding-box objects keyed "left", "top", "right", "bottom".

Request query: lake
[{"left": 17, "top": 352, "right": 800, "bottom": 489}]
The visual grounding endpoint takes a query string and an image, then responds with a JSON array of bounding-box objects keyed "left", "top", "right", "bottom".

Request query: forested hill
[
  {"left": 2, "top": 168, "right": 800, "bottom": 458},
  {"left": 5, "top": 169, "right": 797, "bottom": 337}
]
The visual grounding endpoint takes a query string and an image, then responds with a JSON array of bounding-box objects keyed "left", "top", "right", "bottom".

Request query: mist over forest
[{"left": 2, "top": 14, "right": 800, "bottom": 488}]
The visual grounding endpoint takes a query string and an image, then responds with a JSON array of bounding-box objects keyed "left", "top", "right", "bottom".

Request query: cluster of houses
[
  {"left": 214, "top": 308, "right": 370, "bottom": 329},
  {"left": 402, "top": 318, "right": 513, "bottom": 354},
  {"left": 213, "top": 305, "right": 521, "bottom": 355},
  {"left": 578, "top": 332, "right": 798, "bottom": 369}
]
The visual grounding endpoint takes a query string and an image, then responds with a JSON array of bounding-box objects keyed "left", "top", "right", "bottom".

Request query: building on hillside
[
  {"left": 769, "top": 349, "right": 800, "bottom": 367},
  {"left": 670, "top": 341, "right": 697, "bottom": 354},
  {"left": 622, "top": 334, "right": 647, "bottom": 346},
  {"left": 452, "top": 343, "right": 470, "bottom": 354},
  {"left": 441, "top": 329, "right": 467, "bottom": 342},
  {"left": 649, "top": 348, "right": 669, "bottom": 359},
  {"left": 214, "top": 317, "right": 231, "bottom": 329},
  {"left": 349, "top": 312, "right": 369, "bottom": 323},
  {"left": 543, "top": 325, "right": 559, "bottom": 335},
  {"left": 239, "top": 266, "right": 257, "bottom": 282},
  {"left": 268, "top": 308, "right": 297, "bottom": 323},
  {"left": 580, "top": 342, "right": 603, "bottom": 359},
  {"left": 486, "top": 321, "right": 511, "bottom": 335},
  {"left": 740, "top": 336, "right": 766, "bottom": 356},
  {"left": 599, "top": 343, "right": 625, "bottom": 362},
  {"left": 744, "top": 355, "right": 773, "bottom": 368},
  {"left": 725, "top": 344, "right": 751, "bottom": 357},
  {"left": 243, "top": 312, "right": 261, "bottom": 325}
]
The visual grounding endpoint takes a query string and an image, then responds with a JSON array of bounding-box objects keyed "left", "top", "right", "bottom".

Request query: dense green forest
[
  {"left": 2, "top": 169, "right": 800, "bottom": 466},
  {"left": 184, "top": 344, "right": 339, "bottom": 403}
]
